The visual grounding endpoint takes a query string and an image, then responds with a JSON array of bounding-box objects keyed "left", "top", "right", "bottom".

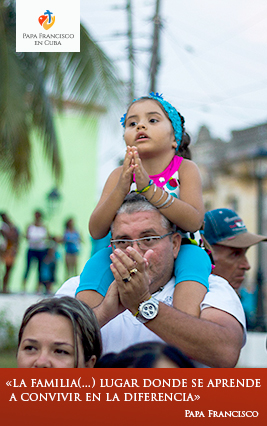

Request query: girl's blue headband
[{"left": 120, "top": 92, "right": 183, "bottom": 150}]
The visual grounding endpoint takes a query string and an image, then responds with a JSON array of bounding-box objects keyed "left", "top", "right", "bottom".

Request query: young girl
[
  {"left": 76, "top": 92, "right": 212, "bottom": 316},
  {"left": 63, "top": 218, "right": 81, "bottom": 279}
]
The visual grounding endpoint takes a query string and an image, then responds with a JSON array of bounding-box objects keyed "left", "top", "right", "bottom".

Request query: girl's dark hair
[
  {"left": 95, "top": 341, "right": 195, "bottom": 368},
  {"left": 177, "top": 131, "right": 191, "bottom": 160}
]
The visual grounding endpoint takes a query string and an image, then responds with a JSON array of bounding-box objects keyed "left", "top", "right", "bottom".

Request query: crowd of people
[
  {"left": 2, "top": 92, "right": 267, "bottom": 368},
  {"left": 0, "top": 210, "right": 82, "bottom": 294},
  {"left": 0, "top": 213, "right": 19, "bottom": 294}
]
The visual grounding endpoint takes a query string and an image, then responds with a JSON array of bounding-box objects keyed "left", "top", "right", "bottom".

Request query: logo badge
[{"left": 38, "top": 10, "right": 55, "bottom": 30}]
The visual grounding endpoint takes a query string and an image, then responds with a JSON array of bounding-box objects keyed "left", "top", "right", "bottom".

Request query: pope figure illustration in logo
[{"left": 38, "top": 10, "right": 55, "bottom": 30}]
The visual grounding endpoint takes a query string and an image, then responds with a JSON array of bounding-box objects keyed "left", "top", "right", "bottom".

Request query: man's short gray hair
[{"left": 112, "top": 193, "right": 175, "bottom": 232}]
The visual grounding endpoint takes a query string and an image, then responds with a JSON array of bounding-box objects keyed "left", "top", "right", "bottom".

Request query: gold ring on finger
[{"left": 129, "top": 268, "right": 138, "bottom": 276}]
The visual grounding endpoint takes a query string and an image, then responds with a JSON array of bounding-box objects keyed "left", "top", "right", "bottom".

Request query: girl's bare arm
[
  {"left": 173, "top": 281, "right": 207, "bottom": 317},
  {"left": 89, "top": 148, "right": 135, "bottom": 239}
]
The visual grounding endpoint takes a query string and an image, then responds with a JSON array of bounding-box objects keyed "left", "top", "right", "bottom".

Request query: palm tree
[{"left": 0, "top": 0, "right": 125, "bottom": 193}]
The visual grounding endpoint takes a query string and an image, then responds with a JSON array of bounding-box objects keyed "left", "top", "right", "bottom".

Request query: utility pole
[
  {"left": 126, "top": 0, "right": 135, "bottom": 101},
  {"left": 149, "top": 0, "right": 162, "bottom": 92}
]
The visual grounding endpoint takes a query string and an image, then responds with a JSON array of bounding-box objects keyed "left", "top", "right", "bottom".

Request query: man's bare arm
[
  {"left": 93, "top": 281, "right": 125, "bottom": 328},
  {"left": 111, "top": 246, "right": 243, "bottom": 368},
  {"left": 144, "top": 303, "right": 243, "bottom": 367},
  {"left": 77, "top": 290, "right": 103, "bottom": 308}
]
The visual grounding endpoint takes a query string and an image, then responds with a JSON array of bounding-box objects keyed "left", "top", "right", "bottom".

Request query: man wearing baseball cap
[{"left": 204, "top": 208, "right": 267, "bottom": 291}]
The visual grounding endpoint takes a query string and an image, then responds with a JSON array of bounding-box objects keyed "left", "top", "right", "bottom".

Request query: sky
[{"left": 81, "top": 0, "right": 267, "bottom": 142}]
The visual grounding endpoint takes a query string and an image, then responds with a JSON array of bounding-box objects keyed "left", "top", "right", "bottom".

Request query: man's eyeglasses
[{"left": 110, "top": 232, "right": 174, "bottom": 251}]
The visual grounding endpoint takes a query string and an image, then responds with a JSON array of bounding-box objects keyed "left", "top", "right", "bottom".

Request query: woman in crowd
[
  {"left": 0, "top": 212, "right": 19, "bottom": 293},
  {"left": 17, "top": 296, "right": 102, "bottom": 368},
  {"left": 22, "top": 210, "right": 49, "bottom": 293}
]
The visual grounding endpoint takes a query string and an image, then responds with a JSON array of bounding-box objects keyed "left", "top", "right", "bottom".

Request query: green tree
[{"left": 0, "top": 0, "right": 124, "bottom": 192}]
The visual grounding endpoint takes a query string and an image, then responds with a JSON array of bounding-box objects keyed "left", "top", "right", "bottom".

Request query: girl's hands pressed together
[
  {"left": 117, "top": 146, "right": 135, "bottom": 196},
  {"left": 131, "top": 148, "right": 150, "bottom": 192}
]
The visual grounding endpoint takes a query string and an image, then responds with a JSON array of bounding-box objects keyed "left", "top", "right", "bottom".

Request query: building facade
[
  {"left": 0, "top": 109, "right": 99, "bottom": 293},
  {"left": 192, "top": 123, "right": 267, "bottom": 329}
]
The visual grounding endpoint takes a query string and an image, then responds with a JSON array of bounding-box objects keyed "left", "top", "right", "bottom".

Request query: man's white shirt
[{"left": 55, "top": 274, "right": 247, "bottom": 359}]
